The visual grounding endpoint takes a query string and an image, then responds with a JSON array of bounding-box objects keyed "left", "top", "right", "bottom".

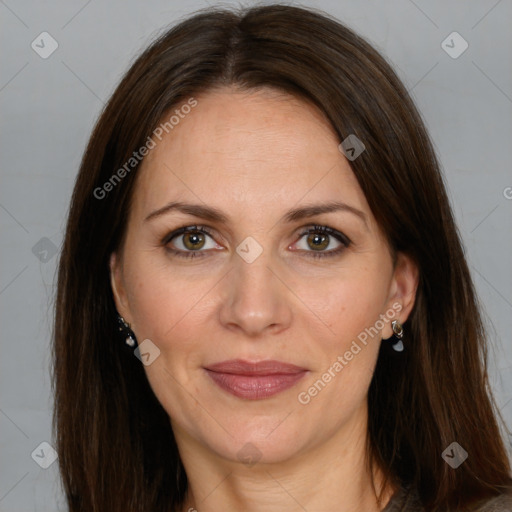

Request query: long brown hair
[{"left": 52, "top": 4, "right": 512, "bottom": 511}]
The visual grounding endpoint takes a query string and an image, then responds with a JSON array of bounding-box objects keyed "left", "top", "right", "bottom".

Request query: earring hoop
[{"left": 117, "top": 314, "right": 138, "bottom": 348}]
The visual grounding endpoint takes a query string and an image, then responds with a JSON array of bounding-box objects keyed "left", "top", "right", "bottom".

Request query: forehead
[{"left": 131, "top": 87, "right": 369, "bottom": 223}]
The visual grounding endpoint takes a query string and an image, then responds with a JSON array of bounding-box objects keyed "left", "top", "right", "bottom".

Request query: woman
[{"left": 52, "top": 4, "right": 512, "bottom": 511}]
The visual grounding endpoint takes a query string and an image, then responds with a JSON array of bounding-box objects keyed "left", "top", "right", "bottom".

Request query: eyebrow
[{"left": 144, "top": 200, "right": 368, "bottom": 227}]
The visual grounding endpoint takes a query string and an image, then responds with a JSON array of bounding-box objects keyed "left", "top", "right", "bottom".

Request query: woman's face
[{"left": 110, "top": 87, "right": 417, "bottom": 465}]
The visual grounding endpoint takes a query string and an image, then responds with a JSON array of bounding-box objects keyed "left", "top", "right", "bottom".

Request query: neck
[{"left": 174, "top": 404, "right": 396, "bottom": 512}]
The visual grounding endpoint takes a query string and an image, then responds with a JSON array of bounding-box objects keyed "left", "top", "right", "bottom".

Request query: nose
[{"left": 218, "top": 247, "right": 293, "bottom": 337}]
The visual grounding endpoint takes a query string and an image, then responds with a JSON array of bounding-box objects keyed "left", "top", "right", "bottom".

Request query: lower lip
[{"left": 204, "top": 369, "right": 307, "bottom": 400}]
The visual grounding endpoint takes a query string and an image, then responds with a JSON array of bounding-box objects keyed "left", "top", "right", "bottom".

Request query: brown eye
[
  {"left": 292, "top": 225, "right": 351, "bottom": 259},
  {"left": 164, "top": 225, "right": 222, "bottom": 259},
  {"left": 182, "top": 231, "right": 206, "bottom": 250},
  {"left": 306, "top": 232, "right": 330, "bottom": 251}
]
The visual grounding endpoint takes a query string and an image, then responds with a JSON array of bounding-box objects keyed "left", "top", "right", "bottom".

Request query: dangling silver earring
[
  {"left": 117, "top": 314, "right": 138, "bottom": 347},
  {"left": 384, "top": 320, "right": 404, "bottom": 352}
]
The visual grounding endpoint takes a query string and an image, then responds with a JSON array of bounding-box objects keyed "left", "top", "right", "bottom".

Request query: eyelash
[{"left": 162, "top": 224, "right": 351, "bottom": 260}]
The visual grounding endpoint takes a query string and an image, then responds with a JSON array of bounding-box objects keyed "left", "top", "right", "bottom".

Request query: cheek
[
  {"left": 123, "top": 251, "right": 208, "bottom": 340},
  {"left": 292, "top": 263, "right": 390, "bottom": 408},
  {"left": 298, "top": 263, "right": 390, "bottom": 346},
  {"left": 122, "top": 255, "right": 210, "bottom": 410},
  {"left": 294, "top": 274, "right": 387, "bottom": 422}
]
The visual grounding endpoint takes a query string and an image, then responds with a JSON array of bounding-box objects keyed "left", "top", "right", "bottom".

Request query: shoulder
[
  {"left": 382, "top": 485, "right": 423, "bottom": 511},
  {"left": 382, "top": 486, "right": 512, "bottom": 512},
  {"left": 471, "top": 492, "right": 512, "bottom": 512}
]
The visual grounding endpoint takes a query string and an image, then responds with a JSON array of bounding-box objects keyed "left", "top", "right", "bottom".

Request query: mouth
[{"left": 203, "top": 359, "right": 308, "bottom": 400}]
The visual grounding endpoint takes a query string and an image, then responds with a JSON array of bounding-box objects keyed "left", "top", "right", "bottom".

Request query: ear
[
  {"left": 109, "top": 251, "right": 132, "bottom": 323},
  {"left": 383, "top": 252, "right": 419, "bottom": 337}
]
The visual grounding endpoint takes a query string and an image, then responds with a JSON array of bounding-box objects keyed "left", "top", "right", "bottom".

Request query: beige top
[{"left": 382, "top": 486, "right": 512, "bottom": 511}]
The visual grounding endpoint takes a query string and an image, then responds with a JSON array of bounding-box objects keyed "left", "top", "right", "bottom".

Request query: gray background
[{"left": 1, "top": 0, "right": 511, "bottom": 510}]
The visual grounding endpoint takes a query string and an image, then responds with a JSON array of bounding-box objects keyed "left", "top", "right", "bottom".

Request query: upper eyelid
[
  {"left": 164, "top": 224, "right": 350, "bottom": 248},
  {"left": 300, "top": 225, "right": 351, "bottom": 244},
  {"left": 162, "top": 224, "right": 214, "bottom": 243}
]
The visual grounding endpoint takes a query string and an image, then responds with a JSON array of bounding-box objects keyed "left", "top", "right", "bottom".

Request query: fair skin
[{"left": 110, "top": 87, "right": 418, "bottom": 512}]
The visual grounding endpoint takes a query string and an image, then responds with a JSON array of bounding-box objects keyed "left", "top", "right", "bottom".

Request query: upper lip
[{"left": 204, "top": 359, "right": 307, "bottom": 375}]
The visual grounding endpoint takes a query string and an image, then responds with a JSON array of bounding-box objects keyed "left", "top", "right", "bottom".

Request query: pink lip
[{"left": 204, "top": 359, "right": 308, "bottom": 400}]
